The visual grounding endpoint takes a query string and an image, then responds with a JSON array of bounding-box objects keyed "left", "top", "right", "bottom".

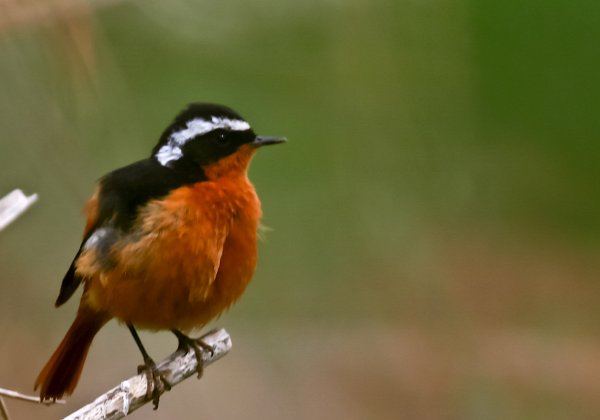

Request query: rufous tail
[{"left": 35, "top": 307, "right": 110, "bottom": 401}]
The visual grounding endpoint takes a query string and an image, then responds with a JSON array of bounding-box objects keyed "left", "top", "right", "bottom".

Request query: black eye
[{"left": 215, "top": 132, "right": 231, "bottom": 147}]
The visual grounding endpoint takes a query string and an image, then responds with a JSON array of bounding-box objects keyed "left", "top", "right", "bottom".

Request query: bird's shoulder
[{"left": 95, "top": 158, "right": 205, "bottom": 232}]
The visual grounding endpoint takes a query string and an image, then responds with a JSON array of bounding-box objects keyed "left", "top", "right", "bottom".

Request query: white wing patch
[
  {"left": 83, "top": 227, "right": 112, "bottom": 251},
  {"left": 155, "top": 116, "right": 250, "bottom": 166}
]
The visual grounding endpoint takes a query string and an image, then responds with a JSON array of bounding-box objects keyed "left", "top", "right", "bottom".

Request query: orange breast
[{"left": 80, "top": 176, "right": 262, "bottom": 332}]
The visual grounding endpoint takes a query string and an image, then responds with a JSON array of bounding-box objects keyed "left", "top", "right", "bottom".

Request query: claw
[
  {"left": 138, "top": 360, "right": 171, "bottom": 409},
  {"left": 195, "top": 338, "right": 216, "bottom": 357},
  {"left": 172, "top": 330, "right": 215, "bottom": 378},
  {"left": 127, "top": 324, "right": 171, "bottom": 409}
]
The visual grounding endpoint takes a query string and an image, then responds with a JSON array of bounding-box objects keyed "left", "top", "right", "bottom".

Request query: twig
[
  {"left": 63, "top": 328, "right": 232, "bottom": 420},
  {"left": 0, "top": 188, "right": 43, "bottom": 420},
  {"left": 0, "top": 397, "right": 10, "bottom": 420},
  {"left": 0, "top": 189, "right": 38, "bottom": 231},
  {"left": 0, "top": 0, "right": 124, "bottom": 33},
  {"left": 0, "top": 388, "right": 64, "bottom": 405}
]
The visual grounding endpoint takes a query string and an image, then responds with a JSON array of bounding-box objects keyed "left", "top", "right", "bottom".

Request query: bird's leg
[
  {"left": 127, "top": 324, "right": 171, "bottom": 409},
  {"left": 171, "top": 329, "right": 215, "bottom": 378}
]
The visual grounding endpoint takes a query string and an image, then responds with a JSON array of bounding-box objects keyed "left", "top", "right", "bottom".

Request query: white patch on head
[{"left": 155, "top": 116, "right": 251, "bottom": 166}]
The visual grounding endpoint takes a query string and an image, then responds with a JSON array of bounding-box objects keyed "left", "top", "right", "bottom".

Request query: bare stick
[
  {"left": 0, "top": 388, "right": 64, "bottom": 405},
  {"left": 0, "top": 189, "right": 38, "bottom": 231},
  {"left": 0, "top": 397, "right": 9, "bottom": 420},
  {"left": 63, "top": 328, "right": 232, "bottom": 420}
]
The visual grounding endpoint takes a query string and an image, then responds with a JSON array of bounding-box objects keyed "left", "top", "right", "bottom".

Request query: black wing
[{"left": 55, "top": 158, "right": 207, "bottom": 307}]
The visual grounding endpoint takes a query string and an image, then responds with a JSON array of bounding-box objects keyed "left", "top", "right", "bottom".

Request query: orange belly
[{"left": 79, "top": 177, "right": 261, "bottom": 332}]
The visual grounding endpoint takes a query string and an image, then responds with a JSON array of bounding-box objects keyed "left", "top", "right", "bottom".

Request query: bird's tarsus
[
  {"left": 128, "top": 323, "right": 171, "bottom": 409},
  {"left": 137, "top": 357, "right": 172, "bottom": 409}
]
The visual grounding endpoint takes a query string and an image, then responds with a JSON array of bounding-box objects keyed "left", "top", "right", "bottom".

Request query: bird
[{"left": 34, "top": 103, "right": 286, "bottom": 408}]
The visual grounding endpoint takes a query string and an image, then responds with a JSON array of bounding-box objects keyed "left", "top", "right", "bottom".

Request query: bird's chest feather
[{"left": 83, "top": 178, "right": 261, "bottom": 330}]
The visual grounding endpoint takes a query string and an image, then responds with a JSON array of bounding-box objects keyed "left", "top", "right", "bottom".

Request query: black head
[{"left": 151, "top": 103, "right": 285, "bottom": 170}]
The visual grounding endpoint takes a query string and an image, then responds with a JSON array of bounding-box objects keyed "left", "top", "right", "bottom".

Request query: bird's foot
[
  {"left": 137, "top": 358, "right": 172, "bottom": 410},
  {"left": 172, "top": 330, "right": 215, "bottom": 378}
]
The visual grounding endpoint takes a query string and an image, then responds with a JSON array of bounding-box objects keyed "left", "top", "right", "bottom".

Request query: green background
[{"left": 1, "top": 0, "right": 599, "bottom": 418}]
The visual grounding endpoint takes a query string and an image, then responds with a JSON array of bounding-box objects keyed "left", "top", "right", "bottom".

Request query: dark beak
[{"left": 252, "top": 135, "right": 287, "bottom": 147}]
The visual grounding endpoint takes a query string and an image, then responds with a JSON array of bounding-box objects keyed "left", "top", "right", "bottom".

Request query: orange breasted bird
[{"left": 34, "top": 103, "right": 286, "bottom": 407}]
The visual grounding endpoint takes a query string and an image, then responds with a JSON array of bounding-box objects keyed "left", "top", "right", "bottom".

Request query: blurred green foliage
[{"left": 1, "top": 0, "right": 599, "bottom": 419}]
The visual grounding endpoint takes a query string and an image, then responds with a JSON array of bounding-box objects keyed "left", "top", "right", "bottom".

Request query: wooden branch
[
  {"left": 0, "top": 189, "right": 38, "bottom": 231},
  {"left": 0, "top": 188, "right": 53, "bottom": 420},
  {"left": 0, "top": 0, "right": 125, "bottom": 33},
  {"left": 63, "top": 328, "right": 232, "bottom": 420},
  {"left": 0, "top": 388, "right": 64, "bottom": 405},
  {"left": 0, "top": 397, "right": 9, "bottom": 420}
]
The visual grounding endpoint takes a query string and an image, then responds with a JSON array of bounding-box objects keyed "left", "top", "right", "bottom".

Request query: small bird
[{"left": 34, "top": 103, "right": 285, "bottom": 407}]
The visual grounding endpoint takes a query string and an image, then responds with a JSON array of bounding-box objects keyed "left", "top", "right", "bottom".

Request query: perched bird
[{"left": 35, "top": 103, "right": 286, "bottom": 407}]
